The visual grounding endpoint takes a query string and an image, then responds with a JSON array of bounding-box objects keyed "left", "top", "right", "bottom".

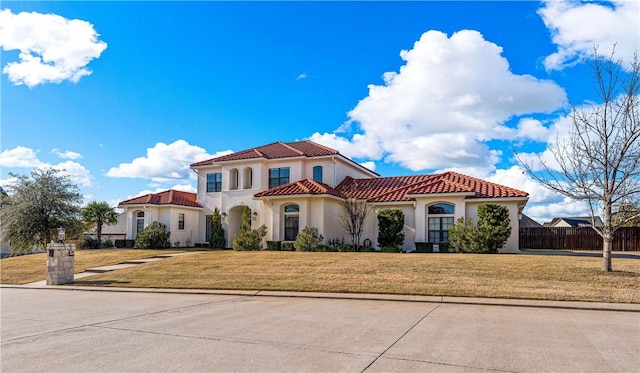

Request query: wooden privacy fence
[{"left": 519, "top": 227, "right": 640, "bottom": 251}]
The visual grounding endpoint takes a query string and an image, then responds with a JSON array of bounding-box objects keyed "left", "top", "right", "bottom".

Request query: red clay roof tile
[
  {"left": 254, "top": 178, "right": 344, "bottom": 198},
  {"left": 335, "top": 171, "right": 527, "bottom": 202},
  {"left": 119, "top": 190, "right": 201, "bottom": 208},
  {"left": 190, "top": 140, "right": 339, "bottom": 167}
]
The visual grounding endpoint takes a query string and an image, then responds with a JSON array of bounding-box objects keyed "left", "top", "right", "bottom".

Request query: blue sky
[{"left": 1, "top": 1, "right": 638, "bottom": 223}]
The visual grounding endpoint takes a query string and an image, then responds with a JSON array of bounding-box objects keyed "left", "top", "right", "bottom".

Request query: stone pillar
[{"left": 46, "top": 243, "right": 75, "bottom": 285}]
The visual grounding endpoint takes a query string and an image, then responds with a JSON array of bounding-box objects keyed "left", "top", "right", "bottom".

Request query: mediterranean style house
[{"left": 119, "top": 140, "right": 529, "bottom": 252}]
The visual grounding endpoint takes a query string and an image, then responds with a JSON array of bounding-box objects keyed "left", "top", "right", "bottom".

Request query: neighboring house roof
[
  {"left": 190, "top": 140, "right": 340, "bottom": 166},
  {"left": 118, "top": 190, "right": 201, "bottom": 208},
  {"left": 256, "top": 171, "right": 528, "bottom": 203},
  {"left": 543, "top": 216, "right": 603, "bottom": 228},
  {"left": 519, "top": 214, "right": 543, "bottom": 228}
]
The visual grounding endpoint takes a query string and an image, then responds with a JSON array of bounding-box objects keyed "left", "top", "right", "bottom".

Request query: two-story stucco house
[{"left": 120, "top": 140, "right": 529, "bottom": 252}]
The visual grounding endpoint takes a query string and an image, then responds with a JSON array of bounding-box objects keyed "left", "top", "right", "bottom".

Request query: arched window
[
  {"left": 243, "top": 167, "right": 253, "bottom": 189},
  {"left": 313, "top": 166, "right": 323, "bottom": 183},
  {"left": 136, "top": 211, "right": 145, "bottom": 236},
  {"left": 284, "top": 204, "right": 299, "bottom": 241},
  {"left": 229, "top": 169, "right": 239, "bottom": 190},
  {"left": 427, "top": 203, "right": 454, "bottom": 244}
]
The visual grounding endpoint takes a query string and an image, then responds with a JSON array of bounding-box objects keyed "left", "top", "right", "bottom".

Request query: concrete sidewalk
[{"left": 5, "top": 283, "right": 639, "bottom": 313}]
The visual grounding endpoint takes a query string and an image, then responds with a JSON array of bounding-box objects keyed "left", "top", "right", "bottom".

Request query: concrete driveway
[{"left": 1, "top": 287, "right": 638, "bottom": 372}]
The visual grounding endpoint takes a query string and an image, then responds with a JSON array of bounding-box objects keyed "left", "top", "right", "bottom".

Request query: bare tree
[
  {"left": 519, "top": 47, "right": 640, "bottom": 272},
  {"left": 338, "top": 181, "right": 374, "bottom": 251}
]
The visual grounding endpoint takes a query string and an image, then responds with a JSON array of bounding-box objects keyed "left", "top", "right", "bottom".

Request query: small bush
[
  {"left": 281, "top": 241, "right": 295, "bottom": 251},
  {"left": 438, "top": 242, "right": 451, "bottom": 253},
  {"left": 103, "top": 238, "right": 115, "bottom": 248},
  {"left": 361, "top": 245, "right": 376, "bottom": 252},
  {"left": 316, "top": 244, "right": 338, "bottom": 252},
  {"left": 134, "top": 221, "right": 171, "bottom": 249},
  {"left": 232, "top": 225, "right": 267, "bottom": 251},
  {"left": 381, "top": 246, "right": 399, "bottom": 253},
  {"left": 294, "top": 226, "right": 324, "bottom": 252},
  {"left": 338, "top": 244, "right": 354, "bottom": 252},
  {"left": 81, "top": 237, "right": 102, "bottom": 250},
  {"left": 266, "top": 241, "right": 281, "bottom": 251},
  {"left": 377, "top": 209, "right": 405, "bottom": 251}
]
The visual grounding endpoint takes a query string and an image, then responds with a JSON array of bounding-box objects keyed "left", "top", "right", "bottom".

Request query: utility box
[{"left": 46, "top": 243, "right": 75, "bottom": 285}]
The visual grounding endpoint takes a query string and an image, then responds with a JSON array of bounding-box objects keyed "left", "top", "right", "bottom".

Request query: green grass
[{"left": 57, "top": 251, "right": 640, "bottom": 303}]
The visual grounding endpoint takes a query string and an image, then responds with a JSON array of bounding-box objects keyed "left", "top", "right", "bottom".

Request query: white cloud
[
  {"left": 311, "top": 30, "right": 567, "bottom": 173},
  {"left": 358, "top": 161, "right": 376, "bottom": 172},
  {"left": 52, "top": 148, "right": 82, "bottom": 160},
  {"left": 0, "top": 146, "right": 44, "bottom": 168},
  {"left": 539, "top": 0, "right": 639, "bottom": 71},
  {"left": 0, "top": 9, "right": 107, "bottom": 87},
  {"left": 296, "top": 73, "right": 307, "bottom": 80},
  {"left": 1, "top": 145, "right": 93, "bottom": 186},
  {"left": 106, "top": 140, "right": 230, "bottom": 183},
  {"left": 52, "top": 161, "right": 93, "bottom": 187}
]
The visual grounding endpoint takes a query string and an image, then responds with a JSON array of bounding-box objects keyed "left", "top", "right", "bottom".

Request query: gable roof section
[
  {"left": 335, "top": 171, "right": 528, "bottom": 202},
  {"left": 118, "top": 190, "right": 201, "bottom": 208},
  {"left": 254, "top": 178, "right": 343, "bottom": 198},
  {"left": 190, "top": 140, "right": 339, "bottom": 166}
]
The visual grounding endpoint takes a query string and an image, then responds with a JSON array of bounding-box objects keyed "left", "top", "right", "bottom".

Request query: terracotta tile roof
[
  {"left": 191, "top": 140, "right": 339, "bottom": 167},
  {"left": 118, "top": 190, "right": 201, "bottom": 208},
  {"left": 335, "top": 172, "right": 528, "bottom": 202},
  {"left": 254, "top": 178, "right": 344, "bottom": 198}
]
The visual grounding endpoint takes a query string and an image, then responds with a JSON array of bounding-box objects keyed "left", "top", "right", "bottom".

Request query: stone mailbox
[{"left": 46, "top": 243, "right": 75, "bottom": 285}]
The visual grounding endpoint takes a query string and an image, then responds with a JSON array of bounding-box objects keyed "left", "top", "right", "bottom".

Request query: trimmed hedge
[
  {"left": 415, "top": 242, "right": 433, "bottom": 253},
  {"left": 115, "top": 239, "right": 135, "bottom": 248}
]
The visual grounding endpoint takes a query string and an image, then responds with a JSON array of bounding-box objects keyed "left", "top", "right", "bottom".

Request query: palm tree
[{"left": 82, "top": 201, "right": 119, "bottom": 246}]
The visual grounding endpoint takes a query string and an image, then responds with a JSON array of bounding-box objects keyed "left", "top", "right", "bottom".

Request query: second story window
[
  {"left": 313, "top": 166, "right": 323, "bottom": 183},
  {"left": 269, "top": 167, "right": 290, "bottom": 189},
  {"left": 178, "top": 213, "right": 185, "bottom": 230},
  {"left": 206, "top": 172, "right": 222, "bottom": 192}
]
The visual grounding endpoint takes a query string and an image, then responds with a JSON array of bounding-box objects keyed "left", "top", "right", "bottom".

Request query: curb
[{"left": 2, "top": 284, "right": 638, "bottom": 313}]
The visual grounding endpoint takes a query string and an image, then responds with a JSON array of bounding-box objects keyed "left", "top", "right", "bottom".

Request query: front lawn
[
  {"left": 64, "top": 251, "right": 640, "bottom": 303},
  {"left": 0, "top": 249, "right": 184, "bottom": 284}
]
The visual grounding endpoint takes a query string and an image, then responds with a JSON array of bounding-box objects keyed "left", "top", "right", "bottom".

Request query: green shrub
[
  {"left": 232, "top": 206, "right": 267, "bottom": 251},
  {"left": 266, "top": 241, "right": 281, "bottom": 251},
  {"left": 361, "top": 245, "right": 376, "bottom": 252},
  {"left": 448, "top": 204, "right": 511, "bottom": 253},
  {"left": 381, "top": 246, "right": 399, "bottom": 253},
  {"left": 477, "top": 204, "right": 511, "bottom": 253},
  {"left": 449, "top": 217, "right": 481, "bottom": 253},
  {"left": 414, "top": 242, "right": 433, "bottom": 253},
  {"left": 294, "top": 226, "right": 324, "bottom": 252},
  {"left": 281, "top": 241, "right": 295, "bottom": 251},
  {"left": 316, "top": 244, "right": 338, "bottom": 252},
  {"left": 377, "top": 209, "right": 405, "bottom": 251},
  {"left": 134, "top": 221, "right": 171, "bottom": 249},
  {"left": 338, "top": 244, "right": 354, "bottom": 252},
  {"left": 209, "top": 207, "right": 226, "bottom": 249},
  {"left": 103, "top": 238, "right": 115, "bottom": 248},
  {"left": 81, "top": 237, "right": 102, "bottom": 250},
  {"left": 438, "top": 242, "right": 451, "bottom": 253}
]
